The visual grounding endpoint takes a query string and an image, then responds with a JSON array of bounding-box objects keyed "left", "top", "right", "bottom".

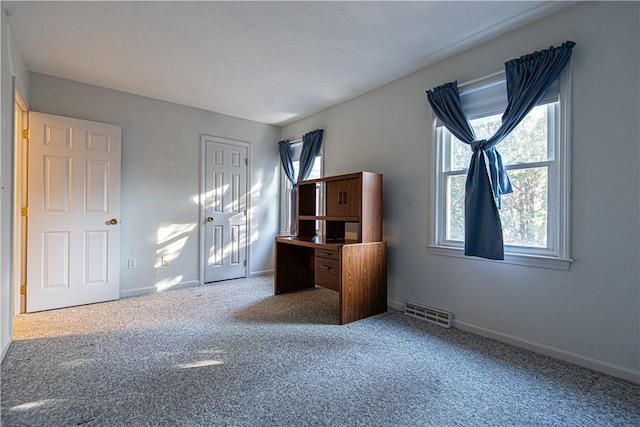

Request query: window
[
  {"left": 430, "top": 67, "right": 572, "bottom": 269},
  {"left": 280, "top": 141, "right": 323, "bottom": 234}
]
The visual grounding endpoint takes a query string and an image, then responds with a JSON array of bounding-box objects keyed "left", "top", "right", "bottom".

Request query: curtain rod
[
  {"left": 457, "top": 69, "right": 504, "bottom": 89},
  {"left": 277, "top": 138, "right": 302, "bottom": 145}
]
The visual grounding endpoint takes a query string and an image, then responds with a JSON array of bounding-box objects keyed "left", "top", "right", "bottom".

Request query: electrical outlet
[
  {"left": 128, "top": 258, "right": 137, "bottom": 269},
  {"left": 161, "top": 256, "right": 169, "bottom": 267}
]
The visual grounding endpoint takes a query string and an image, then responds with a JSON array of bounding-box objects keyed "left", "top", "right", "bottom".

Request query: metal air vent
[{"left": 405, "top": 302, "right": 453, "bottom": 328}]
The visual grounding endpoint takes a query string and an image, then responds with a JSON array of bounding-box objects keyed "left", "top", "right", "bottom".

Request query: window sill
[{"left": 427, "top": 245, "right": 572, "bottom": 270}]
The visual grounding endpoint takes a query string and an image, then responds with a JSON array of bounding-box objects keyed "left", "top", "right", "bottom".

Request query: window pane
[
  {"left": 309, "top": 156, "right": 321, "bottom": 179},
  {"left": 449, "top": 137, "right": 470, "bottom": 171},
  {"left": 496, "top": 105, "right": 550, "bottom": 164},
  {"left": 283, "top": 155, "right": 322, "bottom": 233},
  {"left": 446, "top": 104, "right": 550, "bottom": 171},
  {"left": 293, "top": 156, "right": 322, "bottom": 230},
  {"left": 293, "top": 156, "right": 322, "bottom": 180},
  {"left": 500, "top": 167, "right": 548, "bottom": 247},
  {"left": 469, "top": 104, "right": 550, "bottom": 165},
  {"left": 446, "top": 174, "right": 466, "bottom": 241},
  {"left": 470, "top": 113, "right": 501, "bottom": 140}
]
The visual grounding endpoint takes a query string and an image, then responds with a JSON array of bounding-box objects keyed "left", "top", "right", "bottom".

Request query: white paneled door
[
  {"left": 27, "top": 112, "right": 121, "bottom": 312},
  {"left": 203, "top": 136, "right": 248, "bottom": 283}
]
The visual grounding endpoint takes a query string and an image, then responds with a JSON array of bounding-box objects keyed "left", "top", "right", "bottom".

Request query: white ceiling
[{"left": 3, "top": 1, "right": 571, "bottom": 126}]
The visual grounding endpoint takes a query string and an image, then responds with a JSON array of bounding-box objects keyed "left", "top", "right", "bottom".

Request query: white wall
[
  {"left": 1, "top": 9, "right": 29, "bottom": 361},
  {"left": 282, "top": 2, "right": 640, "bottom": 382},
  {"left": 28, "top": 73, "right": 280, "bottom": 297}
]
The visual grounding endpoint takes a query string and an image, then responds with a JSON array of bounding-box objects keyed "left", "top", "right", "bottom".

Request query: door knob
[
  {"left": 207, "top": 217, "right": 214, "bottom": 222},
  {"left": 108, "top": 218, "right": 118, "bottom": 225}
]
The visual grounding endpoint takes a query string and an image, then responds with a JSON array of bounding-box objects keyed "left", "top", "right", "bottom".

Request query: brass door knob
[
  {"left": 207, "top": 217, "right": 214, "bottom": 222},
  {"left": 109, "top": 218, "right": 118, "bottom": 225}
]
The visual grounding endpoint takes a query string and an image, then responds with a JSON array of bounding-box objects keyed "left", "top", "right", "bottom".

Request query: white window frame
[
  {"left": 428, "top": 63, "right": 573, "bottom": 270},
  {"left": 279, "top": 139, "right": 324, "bottom": 235}
]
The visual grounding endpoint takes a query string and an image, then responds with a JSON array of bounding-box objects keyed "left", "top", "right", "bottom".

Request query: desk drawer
[
  {"left": 315, "top": 257, "right": 340, "bottom": 292},
  {"left": 315, "top": 248, "right": 340, "bottom": 260}
]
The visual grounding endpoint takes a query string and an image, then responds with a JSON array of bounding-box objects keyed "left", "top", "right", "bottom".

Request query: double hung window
[
  {"left": 280, "top": 141, "right": 323, "bottom": 234},
  {"left": 431, "top": 67, "right": 572, "bottom": 269}
]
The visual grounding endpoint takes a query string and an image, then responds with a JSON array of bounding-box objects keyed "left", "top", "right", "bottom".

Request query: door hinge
[
  {"left": 21, "top": 207, "right": 28, "bottom": 217},
  {"left": 22, "top": 129, "right": 29, "bottom": 140},
  {"left": 20, "top": 284, "right": 26, "bottom": 295},
  {"left": 245, "top": 158, "right": 248, "bottom": 165},
  {"left": 243, "top": 260, "right": 247, "bottom": 267}
]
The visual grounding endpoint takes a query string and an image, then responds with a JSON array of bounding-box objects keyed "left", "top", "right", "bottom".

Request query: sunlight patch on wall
[
  {"left": 155, "top": 275, "right": 184, "bottom": 291},
  {"left": 155, "top": 223, "right": 196, "bottom": 268},
  {"left": 248, "top": 179, "right": 262, "bottom": 243},
  {"left": 157, "top": 223, "right": 196, "bottom": 245},
  {"left": 156, "top": 237, "right": 189, "bottom": 268}
]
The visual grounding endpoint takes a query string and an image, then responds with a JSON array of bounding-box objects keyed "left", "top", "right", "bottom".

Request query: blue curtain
[
  {"left": 297, "top": 129, "right": 324, "bottom": 182},
  {"left": 278, "top": 130, "right": 324, "bottom": 235},
  {"left": 279, "top": 140, "right": 295, "bottom": 184},
  {"left": 426, "top": 41, "right": 575, "bottom": 260},
  {"left": 278, "top": 140, "right": 296, "bottom": 233}
]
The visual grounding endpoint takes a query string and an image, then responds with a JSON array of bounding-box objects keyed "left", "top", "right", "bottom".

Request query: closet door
[
  {"left": 27, "top": 112, "right": 121, "bottom": 312},
  {"left": 202, "top": 136, "right": 248, "bottom": 283}
]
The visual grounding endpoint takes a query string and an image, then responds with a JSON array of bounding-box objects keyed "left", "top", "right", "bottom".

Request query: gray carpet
[{"left": 1, "top": 275, "right": 638, "bottom": 426}]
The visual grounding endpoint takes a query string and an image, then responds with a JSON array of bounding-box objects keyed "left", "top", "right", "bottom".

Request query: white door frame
[
  {"left": 12, "top": 90, "right": 28, "bottom": 314},
  {"left": 199, "top": 134, "right": 251, "bottom": 284}
]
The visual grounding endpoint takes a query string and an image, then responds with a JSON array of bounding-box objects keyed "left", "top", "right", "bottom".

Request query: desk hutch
[{"left": 274, "top": 171, "right": 387, "bottom": 324}]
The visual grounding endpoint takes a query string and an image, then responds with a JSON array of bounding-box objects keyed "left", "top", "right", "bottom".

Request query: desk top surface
[{"left": 275, "top": 236, "right": 388, "bottom": 250}]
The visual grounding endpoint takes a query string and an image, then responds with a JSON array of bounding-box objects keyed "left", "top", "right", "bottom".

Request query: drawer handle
[{"left": 320, "top": 265, "right": 331, "bottom": 270}]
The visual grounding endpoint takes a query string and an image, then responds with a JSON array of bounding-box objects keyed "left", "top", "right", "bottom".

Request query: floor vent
[{"left": 405, "top": 302, "right": 453, "bottom": 328}]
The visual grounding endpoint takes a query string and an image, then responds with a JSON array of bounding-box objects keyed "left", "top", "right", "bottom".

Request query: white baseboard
[
  {"left": 2, "top": 336, "right": 12, "bottom": 362},
  {"left": 120, "top": 280, "right": 200, "bottom": 299},
  {"left": 250, "top": 269, "right": 274, "bottom": 277},
  {"left": 388, "top": 299, "right": 639, "bottom": 384},
  {"left": 388, "top": 299, "right": 404, "bottom": 312},
  {"left": 455, "top": 320, "right": 640, "bottom": 384},
  {"left": 120, "top": 273, "right": 275, "bottom": 299}
]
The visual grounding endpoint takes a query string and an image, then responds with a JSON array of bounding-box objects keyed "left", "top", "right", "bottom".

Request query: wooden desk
[{"left": 275, "top": 236, "right": 387, "bottom": 324}]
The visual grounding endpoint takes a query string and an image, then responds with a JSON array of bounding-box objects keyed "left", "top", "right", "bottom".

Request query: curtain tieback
[{"left": 470, "top": 139, "right": 487, "bottom": 152}]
